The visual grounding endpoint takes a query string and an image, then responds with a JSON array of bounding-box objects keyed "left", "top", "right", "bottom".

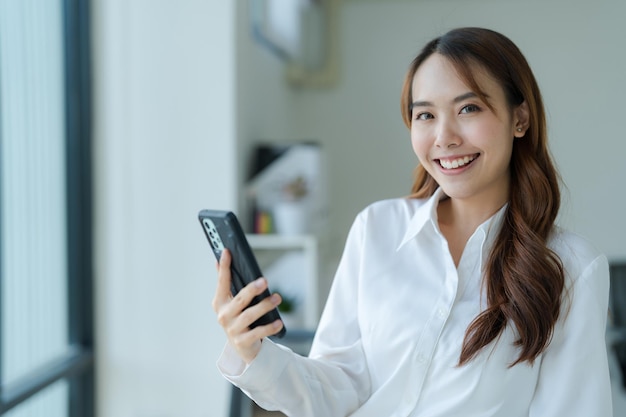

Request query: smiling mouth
[{"left": 437, "top": 154, "right": 479, "bottom": 170}]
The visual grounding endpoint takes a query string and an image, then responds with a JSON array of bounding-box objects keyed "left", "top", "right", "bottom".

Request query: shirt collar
[
  {"left": 397, "top": 188, "right": 447, "bottom": 251},
  {"left": 396, "top": 188, "right": 508, "bottom": 252}
]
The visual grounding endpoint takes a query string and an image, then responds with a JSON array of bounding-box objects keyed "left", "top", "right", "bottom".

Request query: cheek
[
  {"left": 464, "top": 121, "right": 512, "bottom": 152},
  {"left": 470, "top": 113, "right": 515, "bottom": 142},
  {"left": 410, "top": 129, "right": 430, "bottom": 162}
]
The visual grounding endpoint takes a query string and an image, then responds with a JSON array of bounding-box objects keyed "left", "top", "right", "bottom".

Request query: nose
[{"left": 434, "top": 118, "right": 461, "bottom": 149}]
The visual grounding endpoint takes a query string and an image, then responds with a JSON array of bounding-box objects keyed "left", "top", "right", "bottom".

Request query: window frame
[{"left": 0, "top": 0, "right": 94, "bottom": 415}]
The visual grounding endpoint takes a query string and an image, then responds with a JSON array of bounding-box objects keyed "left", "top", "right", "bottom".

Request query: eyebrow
[{"left": 410, "top": 91, "right": 484, "bottom": 110}]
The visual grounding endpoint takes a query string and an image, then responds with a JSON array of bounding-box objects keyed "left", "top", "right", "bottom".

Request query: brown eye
[
  {"left": 460, "top": 104, "right": 480, "bottom": 114},
  {"left": 414, "top": 112, "right": 434, "bottom": 121}
]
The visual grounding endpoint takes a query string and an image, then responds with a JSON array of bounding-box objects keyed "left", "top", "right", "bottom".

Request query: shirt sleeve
[
  {"left": 529, "top": 254, "right": 613, "bottom": 417},
  {"left": 216, "top": 213, "right": 372, "bottom": 417}
]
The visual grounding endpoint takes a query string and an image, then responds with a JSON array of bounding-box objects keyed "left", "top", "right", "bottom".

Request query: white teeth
[{"left": 439, "top": 155, "right": 476, "bottom": 169}]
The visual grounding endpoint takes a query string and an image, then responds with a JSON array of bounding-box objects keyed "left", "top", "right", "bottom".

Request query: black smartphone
[{"left": 198, "top": 209, "right": 286, "bottom": 338}]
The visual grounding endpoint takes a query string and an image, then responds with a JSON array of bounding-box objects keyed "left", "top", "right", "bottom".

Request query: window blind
[{"left": 0, "top": 0, "right": 69, "bottom": 415}]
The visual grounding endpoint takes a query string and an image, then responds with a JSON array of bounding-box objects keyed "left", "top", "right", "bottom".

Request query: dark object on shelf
[
  {"left": 615, "top": 341, "right": 626, "bottom": 390},
  {"left": 610, "top": 262, "right": 626, "bottom": 390},
  {"left": 249, "top": 141, "right": 318, "bottom": 180},
  {"left": 249, "top": 144, "right": 291, "bottom": 180}
]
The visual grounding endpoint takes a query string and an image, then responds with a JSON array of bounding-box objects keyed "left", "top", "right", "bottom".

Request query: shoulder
[
  {"left": 352, "top": 197, "right": 428, "bottom": 231},
  {"left": 346, "top": 197, "right": 428, "bottom": 244},
  {"left": 549, "top": 227, "right": 607, "bottom": 280},
  {"left": 356, "top": 197, "right": 427, "bottom": 223},
  {"left": 549, "top": 227, "right": 609, "bottom": 307}
]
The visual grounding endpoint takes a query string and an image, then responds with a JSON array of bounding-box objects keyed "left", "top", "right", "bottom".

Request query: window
[{"left": 0, "top": 0, "right": 93, "bottom": 415}]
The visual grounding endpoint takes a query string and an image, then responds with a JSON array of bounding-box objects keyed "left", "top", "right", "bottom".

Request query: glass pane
[
  {"left": 0, "top": 0, "right": 68, "bottom": 385},
  {"left": 3, "top": 379, "right": 68, "bottom": 417}
]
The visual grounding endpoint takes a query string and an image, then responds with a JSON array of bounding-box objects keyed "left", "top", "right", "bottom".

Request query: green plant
[{"left": 276, "top": 291, "right": 298, "bottom": 313}]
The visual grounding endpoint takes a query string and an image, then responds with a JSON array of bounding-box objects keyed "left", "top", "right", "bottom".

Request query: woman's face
[{"left": 410, "top": 53, "right": 526, "bottom": 208}]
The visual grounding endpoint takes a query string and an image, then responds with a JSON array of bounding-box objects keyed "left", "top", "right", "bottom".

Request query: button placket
[{"left": 407, "top": 267, "right": 458, "bottom": 409}]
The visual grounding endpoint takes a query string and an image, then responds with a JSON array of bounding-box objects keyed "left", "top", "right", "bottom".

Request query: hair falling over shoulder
[{"left": 401, "top": 28, "right": 564, "bottom": 366}]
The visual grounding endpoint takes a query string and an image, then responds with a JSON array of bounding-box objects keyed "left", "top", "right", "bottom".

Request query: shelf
[
  {"left": 246, "top": 234, "right": 317, "bottom": 250},
  {"left": 246, "top": 234, "right": 319, "bottom": 330}
]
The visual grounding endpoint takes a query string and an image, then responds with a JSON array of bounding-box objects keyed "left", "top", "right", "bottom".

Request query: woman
[{"left": 213, "top": 27, "right": 612, "bottom": 416}]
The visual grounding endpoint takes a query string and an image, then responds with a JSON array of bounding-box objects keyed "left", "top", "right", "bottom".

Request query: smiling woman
[
  {"left": 213, "top": 27, "right": 612, "bottom": 417},
  {"left": 400, "top": 27, "right": 564, "bottom": 369}
]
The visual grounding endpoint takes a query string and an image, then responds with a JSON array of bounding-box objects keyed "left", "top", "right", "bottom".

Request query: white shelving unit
[{"left": 246, "top": 234, "right": 319, "bottom": 330}]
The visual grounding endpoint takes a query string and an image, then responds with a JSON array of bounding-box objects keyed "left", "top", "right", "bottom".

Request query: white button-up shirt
[{"left": 218, "top": 189, "right": 612, "bottom": 416}]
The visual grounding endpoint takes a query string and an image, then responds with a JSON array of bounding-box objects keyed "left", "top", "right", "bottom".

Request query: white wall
[{"left": 93, "top": 0, "right": 237, "bottom": 416}]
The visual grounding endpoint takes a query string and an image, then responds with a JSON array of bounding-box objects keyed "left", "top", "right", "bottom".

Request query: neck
[
  {"left": 437, "top": 194, "right": 507, "bottom": 267},
  {"left": 438, "top": 195, "right": 506, "bottom": 232}
]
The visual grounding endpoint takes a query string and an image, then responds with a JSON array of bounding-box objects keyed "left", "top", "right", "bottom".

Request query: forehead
[{"left": 411, "top": 53, "right": 502, "bottom": 102}]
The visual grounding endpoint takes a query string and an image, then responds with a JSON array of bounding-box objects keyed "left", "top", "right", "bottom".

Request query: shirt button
[
  {"left": 416, "top": 354, "right": 426, "bottom": 364},
  {"left": 437, "top": 308, "right": 446, "bottom": 318}
]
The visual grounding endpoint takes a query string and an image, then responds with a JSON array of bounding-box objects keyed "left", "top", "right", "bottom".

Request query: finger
[
  {"left": 223, "top": 276, "right": 269, "bottom": 319},
  {"left": 228, "top": 318, "right": 284, "bottom": 364},
  {"left": 215, "top": 275, "right": 270, "bottom": 332},
  {"left": 230, "top": 292, "right": 282, "bottom": 335},
  {"left": 232, "top": 319, "right": 284, "bottom": 352},
  {"left": 212, "top": 249, "right": 234, "bottom": 312}
]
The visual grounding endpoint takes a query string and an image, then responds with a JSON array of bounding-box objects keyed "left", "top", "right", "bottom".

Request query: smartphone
[{"left": 198, "top": 209, "right": 286, "bottom": 338}]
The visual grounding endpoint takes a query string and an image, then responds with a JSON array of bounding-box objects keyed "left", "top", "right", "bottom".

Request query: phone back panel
[{"left": 199, "top": 209, "right": 285, "bottom": 337}]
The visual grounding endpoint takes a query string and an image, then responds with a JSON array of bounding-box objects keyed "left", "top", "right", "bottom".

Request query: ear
[{"left": 513, "top": 101, "right": 530, "bottom": 138}]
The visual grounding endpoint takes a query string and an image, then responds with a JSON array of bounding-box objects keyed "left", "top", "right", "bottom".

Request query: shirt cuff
[{"left": 217, "top": 338, "right": 292, "bottom": 391}]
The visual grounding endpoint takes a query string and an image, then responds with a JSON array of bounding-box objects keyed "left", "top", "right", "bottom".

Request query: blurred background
[{"left": 1, "top": 0, "right": 625, "bottom": 416}]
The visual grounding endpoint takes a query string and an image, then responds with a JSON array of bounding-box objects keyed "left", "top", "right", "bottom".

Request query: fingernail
[
  {"left": 270, "top": 293, "right": 280, "bottom": 304},
  {"left": 254, "top": 278, "right": 265, "bottom": 288}
]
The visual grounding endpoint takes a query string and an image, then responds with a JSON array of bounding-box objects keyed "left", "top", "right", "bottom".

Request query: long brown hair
[{"left": 401, "top": 27, "right": 564, "bottom": 366}]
